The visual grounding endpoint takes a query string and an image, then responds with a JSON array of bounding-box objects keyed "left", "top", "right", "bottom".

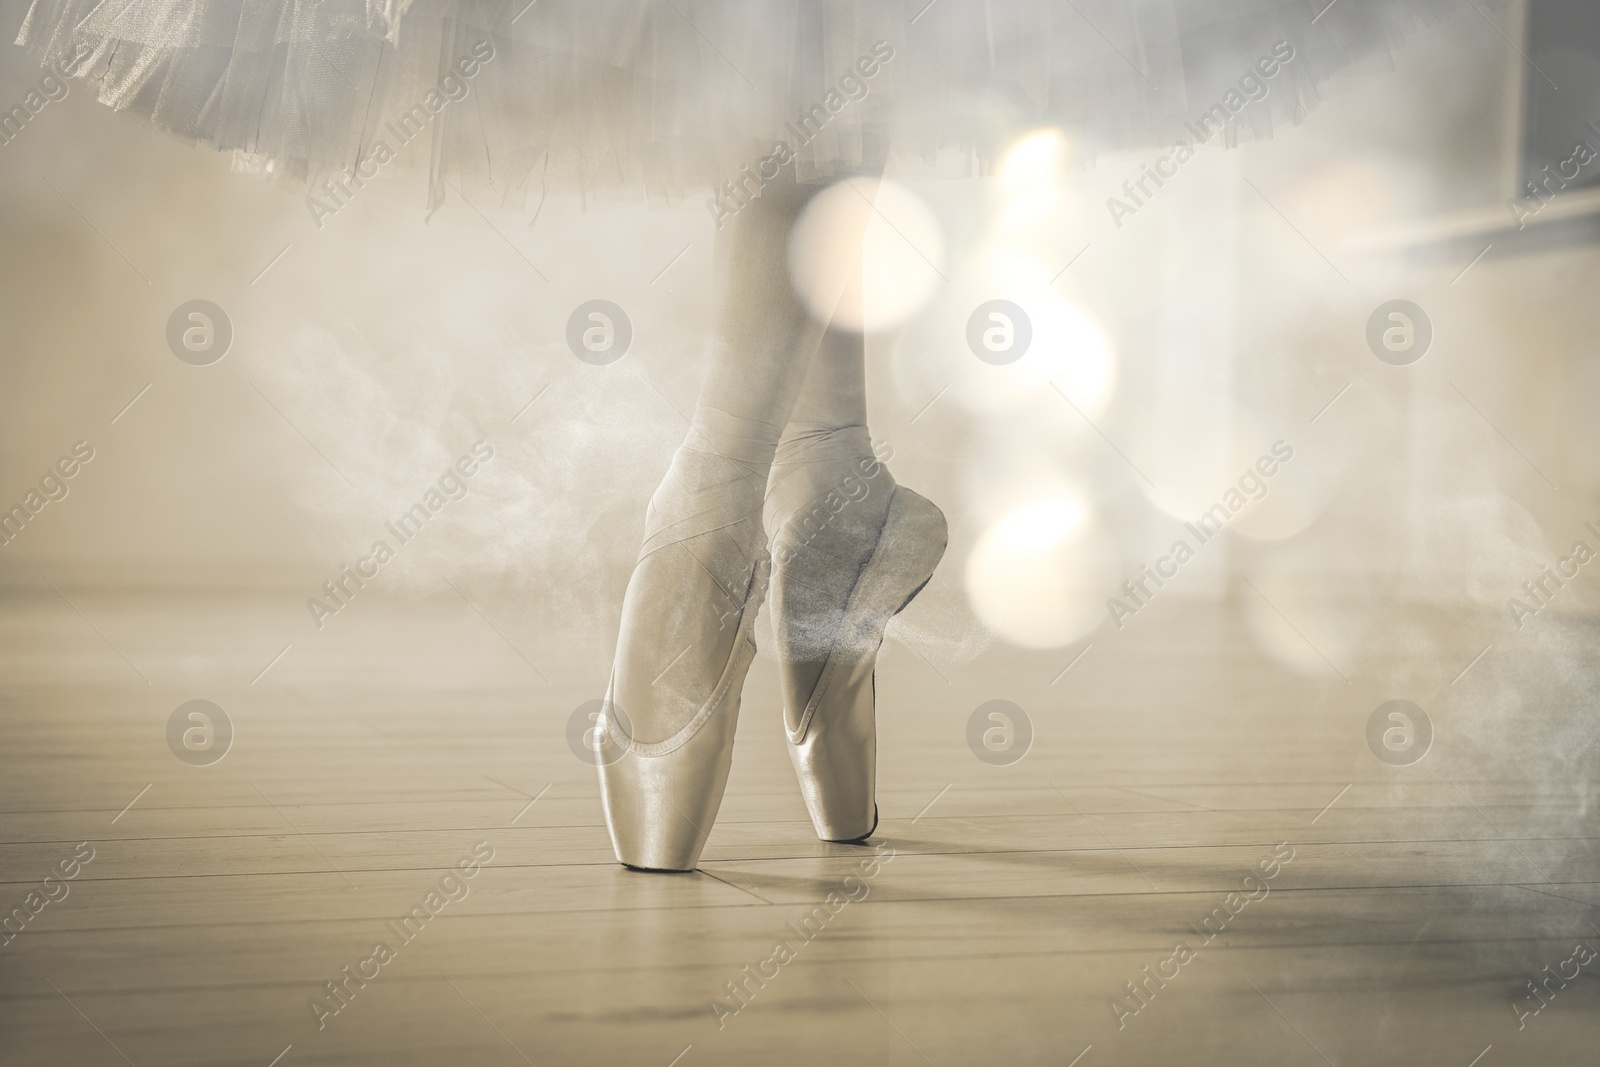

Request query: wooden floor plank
[{"left": 2, "top": 591, "right": 1596, "bottom": 1065}]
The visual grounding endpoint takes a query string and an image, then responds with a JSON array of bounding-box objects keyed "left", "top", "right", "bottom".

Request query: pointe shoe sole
[
  {"left": 599, "top": 555, "right": 768, "bottom": 872},
  {"left": 786, "top": 486, "right": 947, "bottom": 842}
]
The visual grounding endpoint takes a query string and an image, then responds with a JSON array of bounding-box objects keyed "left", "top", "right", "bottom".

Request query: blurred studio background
[{"left": 1, "top": 0, "right": 1597, "bottom": 776}]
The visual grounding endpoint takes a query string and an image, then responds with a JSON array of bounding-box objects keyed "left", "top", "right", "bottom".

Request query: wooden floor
[{"left": 1, "top": 587, "right": 1597, "bottom": 1066}]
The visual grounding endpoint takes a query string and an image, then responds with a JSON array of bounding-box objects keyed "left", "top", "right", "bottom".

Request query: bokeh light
[
  {"left": 999, "top": 129, "right": 1068, "bottom": 193},
  {"left": 965, "top": 493, "right": 1120, "bottom": 649},
  {"left": 879, "top": 126, "right": 1115, "bottom": 431},
  {"left": 1242, "top": 551, "right": 1358, "bottom": 679},
  {"left": 1134, "top": 404, "right": 1270, "bottom": 524},
  {"left": 787, "top": 177, "right": 944, "bottom": 332}
]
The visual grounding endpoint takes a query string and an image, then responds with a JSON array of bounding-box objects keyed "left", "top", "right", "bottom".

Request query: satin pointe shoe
[
  {"left": 599, "top": 436, "right": 772, "bottom": 872},
  {"left": 766, "top": 429, "right": 947, "bottom": 843}
]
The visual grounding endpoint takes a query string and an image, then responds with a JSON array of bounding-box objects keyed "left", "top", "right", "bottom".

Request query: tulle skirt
[{"left": 17, "top": 0, "right": 1495, "bottom": 208}]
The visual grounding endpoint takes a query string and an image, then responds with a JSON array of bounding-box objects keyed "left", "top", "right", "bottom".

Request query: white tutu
[{"left": 17, "top": 0, "right": 1496, "bottom": 208}]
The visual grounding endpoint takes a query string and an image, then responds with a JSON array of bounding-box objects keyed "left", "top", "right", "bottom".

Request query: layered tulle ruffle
[{"left": 17, "top": 0, "right": 1502, "bottom": 207}]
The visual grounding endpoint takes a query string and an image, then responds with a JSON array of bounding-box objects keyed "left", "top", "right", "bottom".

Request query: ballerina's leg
[{"left": 609, "top": 179, "right": 837, "bottom": 747}]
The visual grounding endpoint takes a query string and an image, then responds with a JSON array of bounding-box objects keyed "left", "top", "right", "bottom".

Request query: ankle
[
  {"left": 766, "top": 423, "right": 894, "bottom": 534},
  {"left": 772, "top": 422, "right": 875, "bottom": 469},
  {"left": 685, "top": 405, "right": 783, "bottom": 483},
  {"left": 770, "top": 423, "right": 892, "bottom": 497}
]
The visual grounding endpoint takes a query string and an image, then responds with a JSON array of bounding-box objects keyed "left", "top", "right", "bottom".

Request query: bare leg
[
  {"left": 786, "top": 325, "right": 869, "bottom": 429},
  {"left": 691, "top": 180, "right": 827, "bottom": 442}
]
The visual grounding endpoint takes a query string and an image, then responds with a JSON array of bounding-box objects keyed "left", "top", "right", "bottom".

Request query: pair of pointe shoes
[{"left": 597, "top": 435, "right": 947, "bottom": 871}]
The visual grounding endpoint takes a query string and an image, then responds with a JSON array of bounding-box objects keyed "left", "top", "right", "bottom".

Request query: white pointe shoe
[
  {"left": 599, "top": 444, "right": 771, "bottom": 872},
  {"left": 769, "top": 454, "right": 947, "bottom": 843}
]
